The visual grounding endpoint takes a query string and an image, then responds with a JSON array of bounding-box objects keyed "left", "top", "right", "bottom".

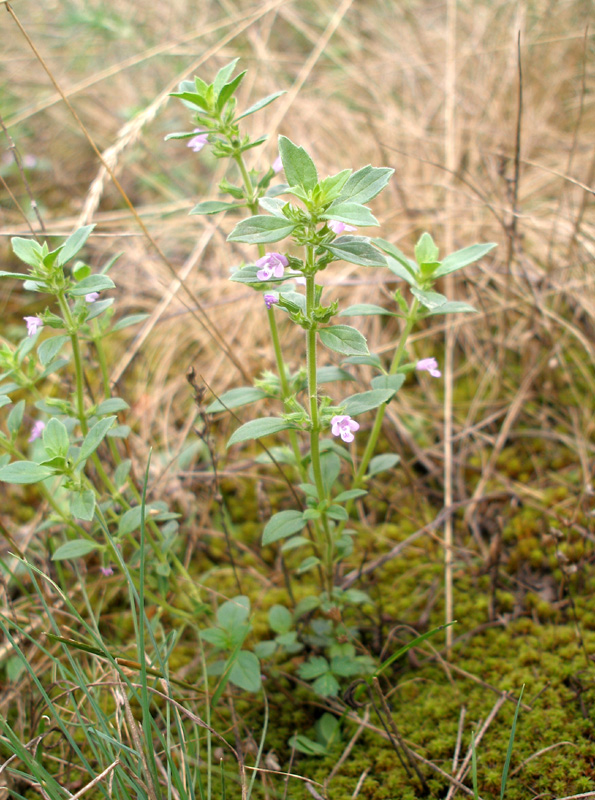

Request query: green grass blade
[
  {"left": 500, "top": 685, "right": 524, "bottom": 800},
  {"left": 471, "top": 730, "right": 479, "bottom": 800}
]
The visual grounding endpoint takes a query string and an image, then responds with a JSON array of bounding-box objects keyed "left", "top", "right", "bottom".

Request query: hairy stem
[{"left": 305, "top": 266, "right": 333, "bottom": 596}]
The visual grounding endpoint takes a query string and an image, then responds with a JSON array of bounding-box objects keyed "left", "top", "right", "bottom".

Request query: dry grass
[{"left": 0, "top": 2, "right": 594, "bottom": 792}]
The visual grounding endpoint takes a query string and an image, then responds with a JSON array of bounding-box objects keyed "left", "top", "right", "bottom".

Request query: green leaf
[
  {"left": 73, "top": 261, "right": 91, "bottom": 281},
  {"left": 289, "top": 734, "right": 328, "bottom": 756},
  {"left": 410, "top": 288, "right": 448, "bottom": 310},
  {"left": 118, "top": 505, "right": 144, "bottom": 537},
  {"left": 373, "top": 238, "right": 417, "bottom": 278},
  {"left": 313, "top": 672, "right": 340, "bottom": 697},
  {"left": 342, "top": 353, "right": 383, "bottom": 369},
  {"left": 229, "top": 265, "right": 278, "bottom": 285},
  {"left": 331, "top": 656, "right": 361, "bottom": 677},
  {"left": 281, "top": 535, "right": 310, "bottom": 553},
  {"left": 76, "top": 416, "right": 116, "bottom": 465},
  {"left": 107, "top": 424, "right": 130, "bottom": 439},
  {"left": 213, "top": 58, "right": 240, "bottom": 97},
  {"left": 216, "top": 70, "right": 246, "bottom": 110},
  {"left": 339, "top": 303, "right": 395, "bottom": 317},
  {"left": 317, "top": 366, "right": 355, "bottom": 384},
  {"left": 316, "top": 169, "right": 352, "bottom": 203},
  {"left": 67, "top": 275, "right": 115, "bottom": 296},
  {"left": 278, "top": 135, "right": 318, "bottom": 191},
  {"left": 317, "top": 713, "right": 341, "bottom": 747},
  {"left": 323, "top": 236, "right": 388, "bottom": 268},
  {"left": 327, "top": 504, "right": 348, "bottom": 521},
  {"left": 342, "top": 389, "right": 396, "bottom": 416},
  {"left": 11, "top": 237, "right": 43, "bottom": 267},
  {"left": 52, "top": 539, "right": 98, "bottom": 560},
  {"left": 227, "top": 417, "right": 295, "bottom": 447},
  {"left": 297, "top": 555, "right": 321, "bottom": 574},
  {"left": 217, "top": 595, "right": 250, "bottom": 630},
  {"left": 43, "top": 418, "right": 69, "bottom": 458},
  {"left": 370, "top": 373, "right": 405, "bottom": 392},
  {"left": 414, "top": 232, "right": 439, "bottom": 266},
  {"left": 434, "top": 242, "right": 497, "bottom": 278},
  {"left": 110, "top": 313, "right": 150, "bottom": 332},
  {"left": 0, "top": 270, "right": 30, "bottom": 280},
  {"left": 200, "top": 628, "right": 229, "bottom": 649},
  {"left": 38, "top": 335, "right": 69, "bottom": 367},
  {"left": 319, "top": 325, "right": 369, "bottom": 356},
  {"left": 7, "top": 400, "right": 25, "bottom": 436},
  {"left": 114, "top": 459, "right": 131, "bottom": 488},
  {"left": 227, "top": 215, "right": 296, "bottom": 244},
  {"left": 322, "top": 203, "right": 378, "bottom": 227},
  {"left": 320, "top": 451, "right": 341, "bottom": 496},
  {"left": 262, "top": 510, "right": 306, "bottom": 546},
  {"left": 367, "top": 453, "right": 401, "bottom": 477},
  {"left": 0, "top": 461, "right": 55, "bottom": 484},
  {"left": 190, "top": 201, "right": 242, "bottom": 215},
  {"left": 277, "top": 290, "right": 306, "bottom": 314},
  {"left": 0, "top": 396, "right": 11, "bottom": 409},
  {"left": 335, "top": 165, "right": 393, "bottom": 204},
  {"left": 70, "top": 489, "right": 95, "bottom": 521},
  {"left": 269, "top": 605, "right": 293, "bottom": 634},
  {"left": 163, "top": 130, "right": 204, "bottom": 141},
  {"left": 169, "top": 91, "right": 210, "bottom": 112},
  {"left": 207, "top": 387, "right": 267, "bottom": 414},
  {"left": 426, "top": 300, "right": 477, "bottom": 315},
  {"left": 57, "top": 225, "right": 94, "bottom": 266},
  {"left": 298, "top": 656, "right": 329, "bottom": 680},
  {"left": 334, "top": 488, "right": 368, "bottom": 502},
  {"left": 236, "top": 90, "right": 285, "bottom": 121},
  {"left": 95, "top": 397, "right": 129, "bottom": 414},
  {"left": 86, "top": 299, "right": 114, "bottom": 321},
  {"left": 258, "top": 197, "right": 287, "bottom": 217}
]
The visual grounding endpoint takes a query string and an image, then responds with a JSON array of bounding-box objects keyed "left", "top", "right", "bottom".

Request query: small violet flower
[
  {"left": 24, "top": 316, "right": 43, "bottom": 337},
  {"left": 99, "top": 565, "right": 115, "bottom": 577},
  {"left": 256, "top": 252, "right": 288, "bottom": 281},
  {"left": 85, "top": 292, "right": 100, "bottom": 303},
  {"left": 328, "top": 220, "right": 357, "bottom": 235},
  {"left": 416, "top": 357, "right": 442, "bottom": 378},
  {"left": 272, "top": 155, "right": 283, "bottom": 173},
  {"left": 331, "top": 414, "right": 360, "bottom": 443},
  {"left": 28, "top": 420, "right": 45, "bottom": 442},
  {"left": 187, "top": 128, "right": 209, "bottom": 153},
  {"left": 263, "top": 293, "right": 278, "bottom": 310}
]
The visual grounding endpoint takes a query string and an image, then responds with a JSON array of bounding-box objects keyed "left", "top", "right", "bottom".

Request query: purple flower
[
  {"left": 328, "top": 220, "right": 357, "bottom": 235},
  {"left": 85, "top": 292, "right": 100, "bottom": 303},
  {"left": 331, "top": 414, "right": 360, "bottom": 443},
  {"left": 99, "top": 565, "right": 114, "bottom": 577},
  {"left": 24, "top": 316, "right": 43, "bottom": 336},
  {"left": 272, "top": 155, "right": 283, "bottom": 174},
  {"left": 187, "top": 129, "right": 209, "bottom": 153},
  {"left": 264, "top": 293, "right": 278, "bottom": 310},
  {"left": 256, "top": 252, "right": 288, "bottom": 281},
  {"left": 416, "top": 357, "right": 442, "bottom": 378},
  {"left": 28, "top": 420, "right": 45, "bottom": 442}
]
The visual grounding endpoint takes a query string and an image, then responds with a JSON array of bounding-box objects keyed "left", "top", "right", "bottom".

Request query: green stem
[
  {"left": 233, "top": 151, "right": 304, "bottom": 475},
  {"left": 57, "top": 293, "right": 88, "bottom": 435},
  {"left": 305, "top": 268, "right": 333, "bottom": 597},
  {"left": 343, "top": 298, "right": 420, "bottom": 522}
]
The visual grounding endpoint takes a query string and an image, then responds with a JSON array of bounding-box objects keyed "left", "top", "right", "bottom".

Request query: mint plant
[
  {"left": 0, "top": 227, "right": 204, "bottom": 606},
  {"left": 169, "top": 59, "right": 497, "bottom": 697}
]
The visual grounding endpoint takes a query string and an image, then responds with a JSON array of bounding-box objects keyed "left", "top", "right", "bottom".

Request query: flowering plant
[{"left": 169, "top": 60, "right": 497, "bottom": 695}]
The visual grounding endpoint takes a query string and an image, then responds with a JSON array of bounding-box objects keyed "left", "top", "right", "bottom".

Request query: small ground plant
[{"left": 0, "top": 59, "right": 545, "bottom": 800}]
